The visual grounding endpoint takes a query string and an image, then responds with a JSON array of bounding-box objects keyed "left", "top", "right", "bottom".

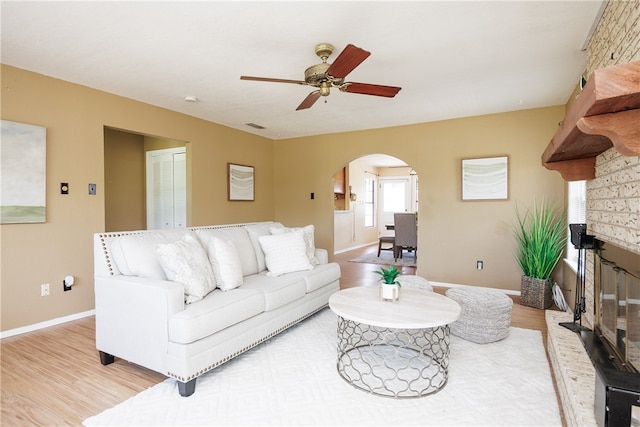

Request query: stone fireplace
[{"left": 542, "top": 3, "right": 640, "bottom": 425}]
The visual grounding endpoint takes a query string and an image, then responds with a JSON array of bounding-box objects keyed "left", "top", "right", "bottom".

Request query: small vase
[{"left": 380, "top": 283, "right": 399, "bottom": 302}]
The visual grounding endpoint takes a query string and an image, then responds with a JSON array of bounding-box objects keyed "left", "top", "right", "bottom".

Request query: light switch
[
  {"left": 61, "top": 183, "right": 69, "bottom": 194},
  {"left": 88, "top": 183, "right": 97, "bottom": 195}
]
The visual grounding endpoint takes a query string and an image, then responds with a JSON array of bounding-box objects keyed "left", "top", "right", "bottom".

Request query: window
[
  {"left": 566, "top": 180, "right": 586, "bottom": 266},
  {"left": 364, "top": 178, "right": 375, "bottom": 227}
]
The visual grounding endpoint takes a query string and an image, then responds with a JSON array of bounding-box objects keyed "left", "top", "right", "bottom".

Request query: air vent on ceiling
[{"left": 245, "top": 122, "right": 266, "bottom": 130}]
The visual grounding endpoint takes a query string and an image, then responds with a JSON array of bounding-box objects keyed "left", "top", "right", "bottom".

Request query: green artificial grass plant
[
  {"left": 513, "top": 199, "right": 567, "bottom": 280},
  {"left": 373, "top": 265, "right": 402, "bottom": 285}
]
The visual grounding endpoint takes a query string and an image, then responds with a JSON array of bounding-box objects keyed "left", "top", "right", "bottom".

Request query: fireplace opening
[{"left": 595, "top": 241, "right": 640, "bottom": 374}]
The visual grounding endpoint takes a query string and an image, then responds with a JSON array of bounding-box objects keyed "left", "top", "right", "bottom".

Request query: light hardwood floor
[{"left": 1, "top": 243, "right": 560, "bottom": 426}]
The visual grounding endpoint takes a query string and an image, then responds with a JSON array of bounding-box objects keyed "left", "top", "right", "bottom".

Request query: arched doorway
[{"left": 332, "top": 154, "right": 417, "bottom": 255}]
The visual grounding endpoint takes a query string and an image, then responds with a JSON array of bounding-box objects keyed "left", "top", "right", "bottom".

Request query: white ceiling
[{"left": 1, "top": 1, "right": 605, "bottom": 144}]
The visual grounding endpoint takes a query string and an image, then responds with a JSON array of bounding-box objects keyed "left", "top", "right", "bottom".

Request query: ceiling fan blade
[
  {"left": 326, "top": 44, "right": 371, "bottom": 79},
  {"left": 296, "top": 91, "right": 322, "bottom": 110},
  {"left": 342, "top": 82, "right": 402, "bottom": 98},
  {"left": 240, "top": 76, "right": 307, "bottom": 85}
]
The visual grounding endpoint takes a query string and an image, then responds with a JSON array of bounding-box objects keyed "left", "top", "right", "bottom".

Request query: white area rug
[
  {"left": 84, "top": 309, "right": 561, "bottom": 426},
  {"left": 349, "top": 251, "right": 417, "bottom": 267}
]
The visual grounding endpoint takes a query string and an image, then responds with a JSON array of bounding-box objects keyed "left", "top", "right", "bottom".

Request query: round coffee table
[{"left": 328, "top": 286, "right": 461, "bottom": 398}]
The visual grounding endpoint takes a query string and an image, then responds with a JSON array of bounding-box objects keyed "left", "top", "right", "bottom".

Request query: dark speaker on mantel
[{"left": 569, "top": 223, "right": 595, "bottom": 249}]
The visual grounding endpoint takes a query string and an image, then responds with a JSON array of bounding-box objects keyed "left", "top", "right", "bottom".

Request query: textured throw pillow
[
  {"left": 208, "top": 237, "right": 243, "bottom": 291},
  {"left": 258, "top": 229, "right": 313, "bottom": 277},
  {"left": 270, "top": 224, "right": 318, "bottom": 265},
  {"left": 155, "top": 234, "right": 216, "bottom": 304},
  {"left": 246, "top": 222, "right": 284, "bottom": 272}
]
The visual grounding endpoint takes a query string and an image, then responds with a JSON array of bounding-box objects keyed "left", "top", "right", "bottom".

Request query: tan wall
[
  {"left": 104, "top": 128, "right": 146, "bottom": 231},
  {"left": 274, "top": 107, "right": 566, "bottom": 291},
  {"left": 0, "top": 65, "right": 275, "bottom": 332},
  {"left": 1, "top": 63, "right": 566, "bottom": 332}
]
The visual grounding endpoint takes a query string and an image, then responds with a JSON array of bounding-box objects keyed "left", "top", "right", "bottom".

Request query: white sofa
[{"left": 93, "top": 221, "right": 340, "bottom": 396}]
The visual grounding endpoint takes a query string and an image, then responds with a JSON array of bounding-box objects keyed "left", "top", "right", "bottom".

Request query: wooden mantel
[{"left": 542, "top": 60, "right": 640, "bottom": 181}]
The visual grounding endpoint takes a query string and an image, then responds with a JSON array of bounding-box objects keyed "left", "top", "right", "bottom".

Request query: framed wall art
[
  {"left": 461, "top": 156, "right": 509, "bottom": 201},
  {"left": 1, "top": 120, "right": 47, "bottom": 223},
  {"left": 228, "top": 163, "right": 254, "bottom": 201}
]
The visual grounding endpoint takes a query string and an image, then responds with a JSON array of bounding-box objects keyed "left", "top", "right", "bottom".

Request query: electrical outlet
[{"left": 41, "top": 283, "right": 50, "bottom": 296}]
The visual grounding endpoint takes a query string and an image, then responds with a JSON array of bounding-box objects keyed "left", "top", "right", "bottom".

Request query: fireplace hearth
[{"left": 564, "top": 238, "right": 640, "bottom": 427}]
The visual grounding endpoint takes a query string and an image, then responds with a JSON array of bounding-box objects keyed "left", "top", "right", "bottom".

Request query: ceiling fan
[{"left": 240, "top": 43, "right": 402, "bottom": 111}]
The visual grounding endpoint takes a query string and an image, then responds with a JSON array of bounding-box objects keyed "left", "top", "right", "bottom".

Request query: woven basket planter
[{"left": 520, "top": 276, "right": 552, "bottom": 309}]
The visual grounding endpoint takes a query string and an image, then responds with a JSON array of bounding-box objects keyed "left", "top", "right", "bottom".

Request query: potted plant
[
  {"left": 513, "top": 199, "right": 567, "bottom": 309},
  {"left": 374, "top": 265, "right": 402, "bottom": 301}
]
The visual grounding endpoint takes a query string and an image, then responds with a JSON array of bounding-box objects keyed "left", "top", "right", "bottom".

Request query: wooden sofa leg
[
  {"left": 99, "top": 351, "right": 115, "bottom": 365},
  {"left": 178, "top": 378, "right": 197, "bottom": 397}
]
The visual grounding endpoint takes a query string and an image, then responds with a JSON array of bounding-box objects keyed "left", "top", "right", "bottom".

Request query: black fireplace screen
[{"left": 595, "top": 244, "right": 640, "bottom": 373}]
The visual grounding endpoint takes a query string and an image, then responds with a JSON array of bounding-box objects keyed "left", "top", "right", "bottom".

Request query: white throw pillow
[
  {"left": 208, "top": 237, "right": 243, "bottom": 291},
  {"left": 258, "top": 230, "right": 313, "bottom": 277},
  {"left": 155, "top": 234, "right": 216, "bottom": 304},
  {"left": 245, "top": 222, "right": 284, "bottom": 272},
  {"left": 270, "top": 224, "right": 318, "bottom": 265}
]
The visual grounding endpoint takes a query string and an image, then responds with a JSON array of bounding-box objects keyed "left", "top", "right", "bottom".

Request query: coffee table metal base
[{"left": 335, "top": 315, "right": 451, "bottom": 398}]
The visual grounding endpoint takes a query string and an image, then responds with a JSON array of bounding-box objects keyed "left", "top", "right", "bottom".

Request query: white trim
[
  {"left": 0, "top": 309, "right": 95, "bottom": 339},
  {"left": 334, "top": 242, "right": 377, "bottom": 255},
  {"left": 428, "top": 281, "right": 521, "bottom": 296},
  {"left": 563, "top": 257, "right": 579, "bottom": 274}
]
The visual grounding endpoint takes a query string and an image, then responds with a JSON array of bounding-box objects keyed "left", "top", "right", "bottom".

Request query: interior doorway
[
  {"left": 103, "top": 127, "right": 187, "bottom": 232},
  {"left": 332, "top": 154, "right": 417, "bottom": 254}
]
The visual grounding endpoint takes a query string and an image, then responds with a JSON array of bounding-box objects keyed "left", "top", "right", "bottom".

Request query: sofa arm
[
  {"left": 315, "top": 248, "right": 329, "bottom": 264},
  {"left": 95, "top": 275, "right": 184, "bottom": 374}
]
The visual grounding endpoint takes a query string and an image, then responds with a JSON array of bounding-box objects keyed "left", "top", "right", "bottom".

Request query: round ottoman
[
  {"left": 397, "top": 275, "right": 433, "bottom": 292},
  {"left": 445, "top": 287, "right": 513, "bottom": 344}
]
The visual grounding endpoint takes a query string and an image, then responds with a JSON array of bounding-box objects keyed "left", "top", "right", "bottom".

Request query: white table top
[{"left": 328, "top": 286, "right": 461, "bottom": 329}]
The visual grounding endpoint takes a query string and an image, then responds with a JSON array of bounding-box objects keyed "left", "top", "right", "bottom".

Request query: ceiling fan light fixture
[{"left": 319, "top": 82, "right": 331, "bottom": 97}]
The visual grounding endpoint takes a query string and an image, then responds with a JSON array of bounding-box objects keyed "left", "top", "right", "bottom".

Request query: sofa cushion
[
  {"left": 110, "top": 229, "right": 190, "bottom": 280},
  {"left": 270, "top": 224, "right": 318, "bottom": 265},
  {"left": 156, "top": 233, "right": 217, "bottom": 304},
  {"left": 242, "top": 273, "right": 307, "bottom": 311},
  {"left": 195, "top": 227, "right": 258, "bottom": 276},
  {"left": 258, "top": 230, "right": 313, "bottom": 277},
  {"left": 168, "top": 288, "right": 265, "bottom": 344},
  {"left": 208, "top": 237, "right": 243, "bottom": 291},
  {"left": 301, "top": 262, "right": 341, "bottom": 293},
  {"left": 245, "top": 222, "right": 283, "bottom": 272}
]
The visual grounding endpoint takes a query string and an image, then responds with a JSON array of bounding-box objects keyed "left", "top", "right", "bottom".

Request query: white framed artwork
[
  {"left": 228, "top": 163, "right": 254, "bottom": 201},
  {"left": 461, "top": 156, "right": 509, "bottom": 201},
  {"left": 1, "top": 120, "right": 47, "bottom": 223}
]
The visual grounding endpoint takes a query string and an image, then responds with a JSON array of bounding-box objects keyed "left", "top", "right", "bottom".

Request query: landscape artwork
[
  {"left": 1, "top": 120, "right": 47, "bottom": 223},
  {"left": 461, "top": 156, "right": 508, "bottom": 201}
]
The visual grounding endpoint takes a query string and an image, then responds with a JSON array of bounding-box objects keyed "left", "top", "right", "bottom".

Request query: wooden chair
[
  {"left": 394, "top": 212, "right": 417, "bottom": 261},
  {"left": 378, "top": 235, "right": 396, "bottom": 258}
]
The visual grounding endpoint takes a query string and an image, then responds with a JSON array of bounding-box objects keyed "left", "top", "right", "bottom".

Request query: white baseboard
[
  {"left": 334, "top": 241, "right": 377, "bottom": 255},
  {"left": 0, "top": 309, "right": 95, "bottom": 339}
]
